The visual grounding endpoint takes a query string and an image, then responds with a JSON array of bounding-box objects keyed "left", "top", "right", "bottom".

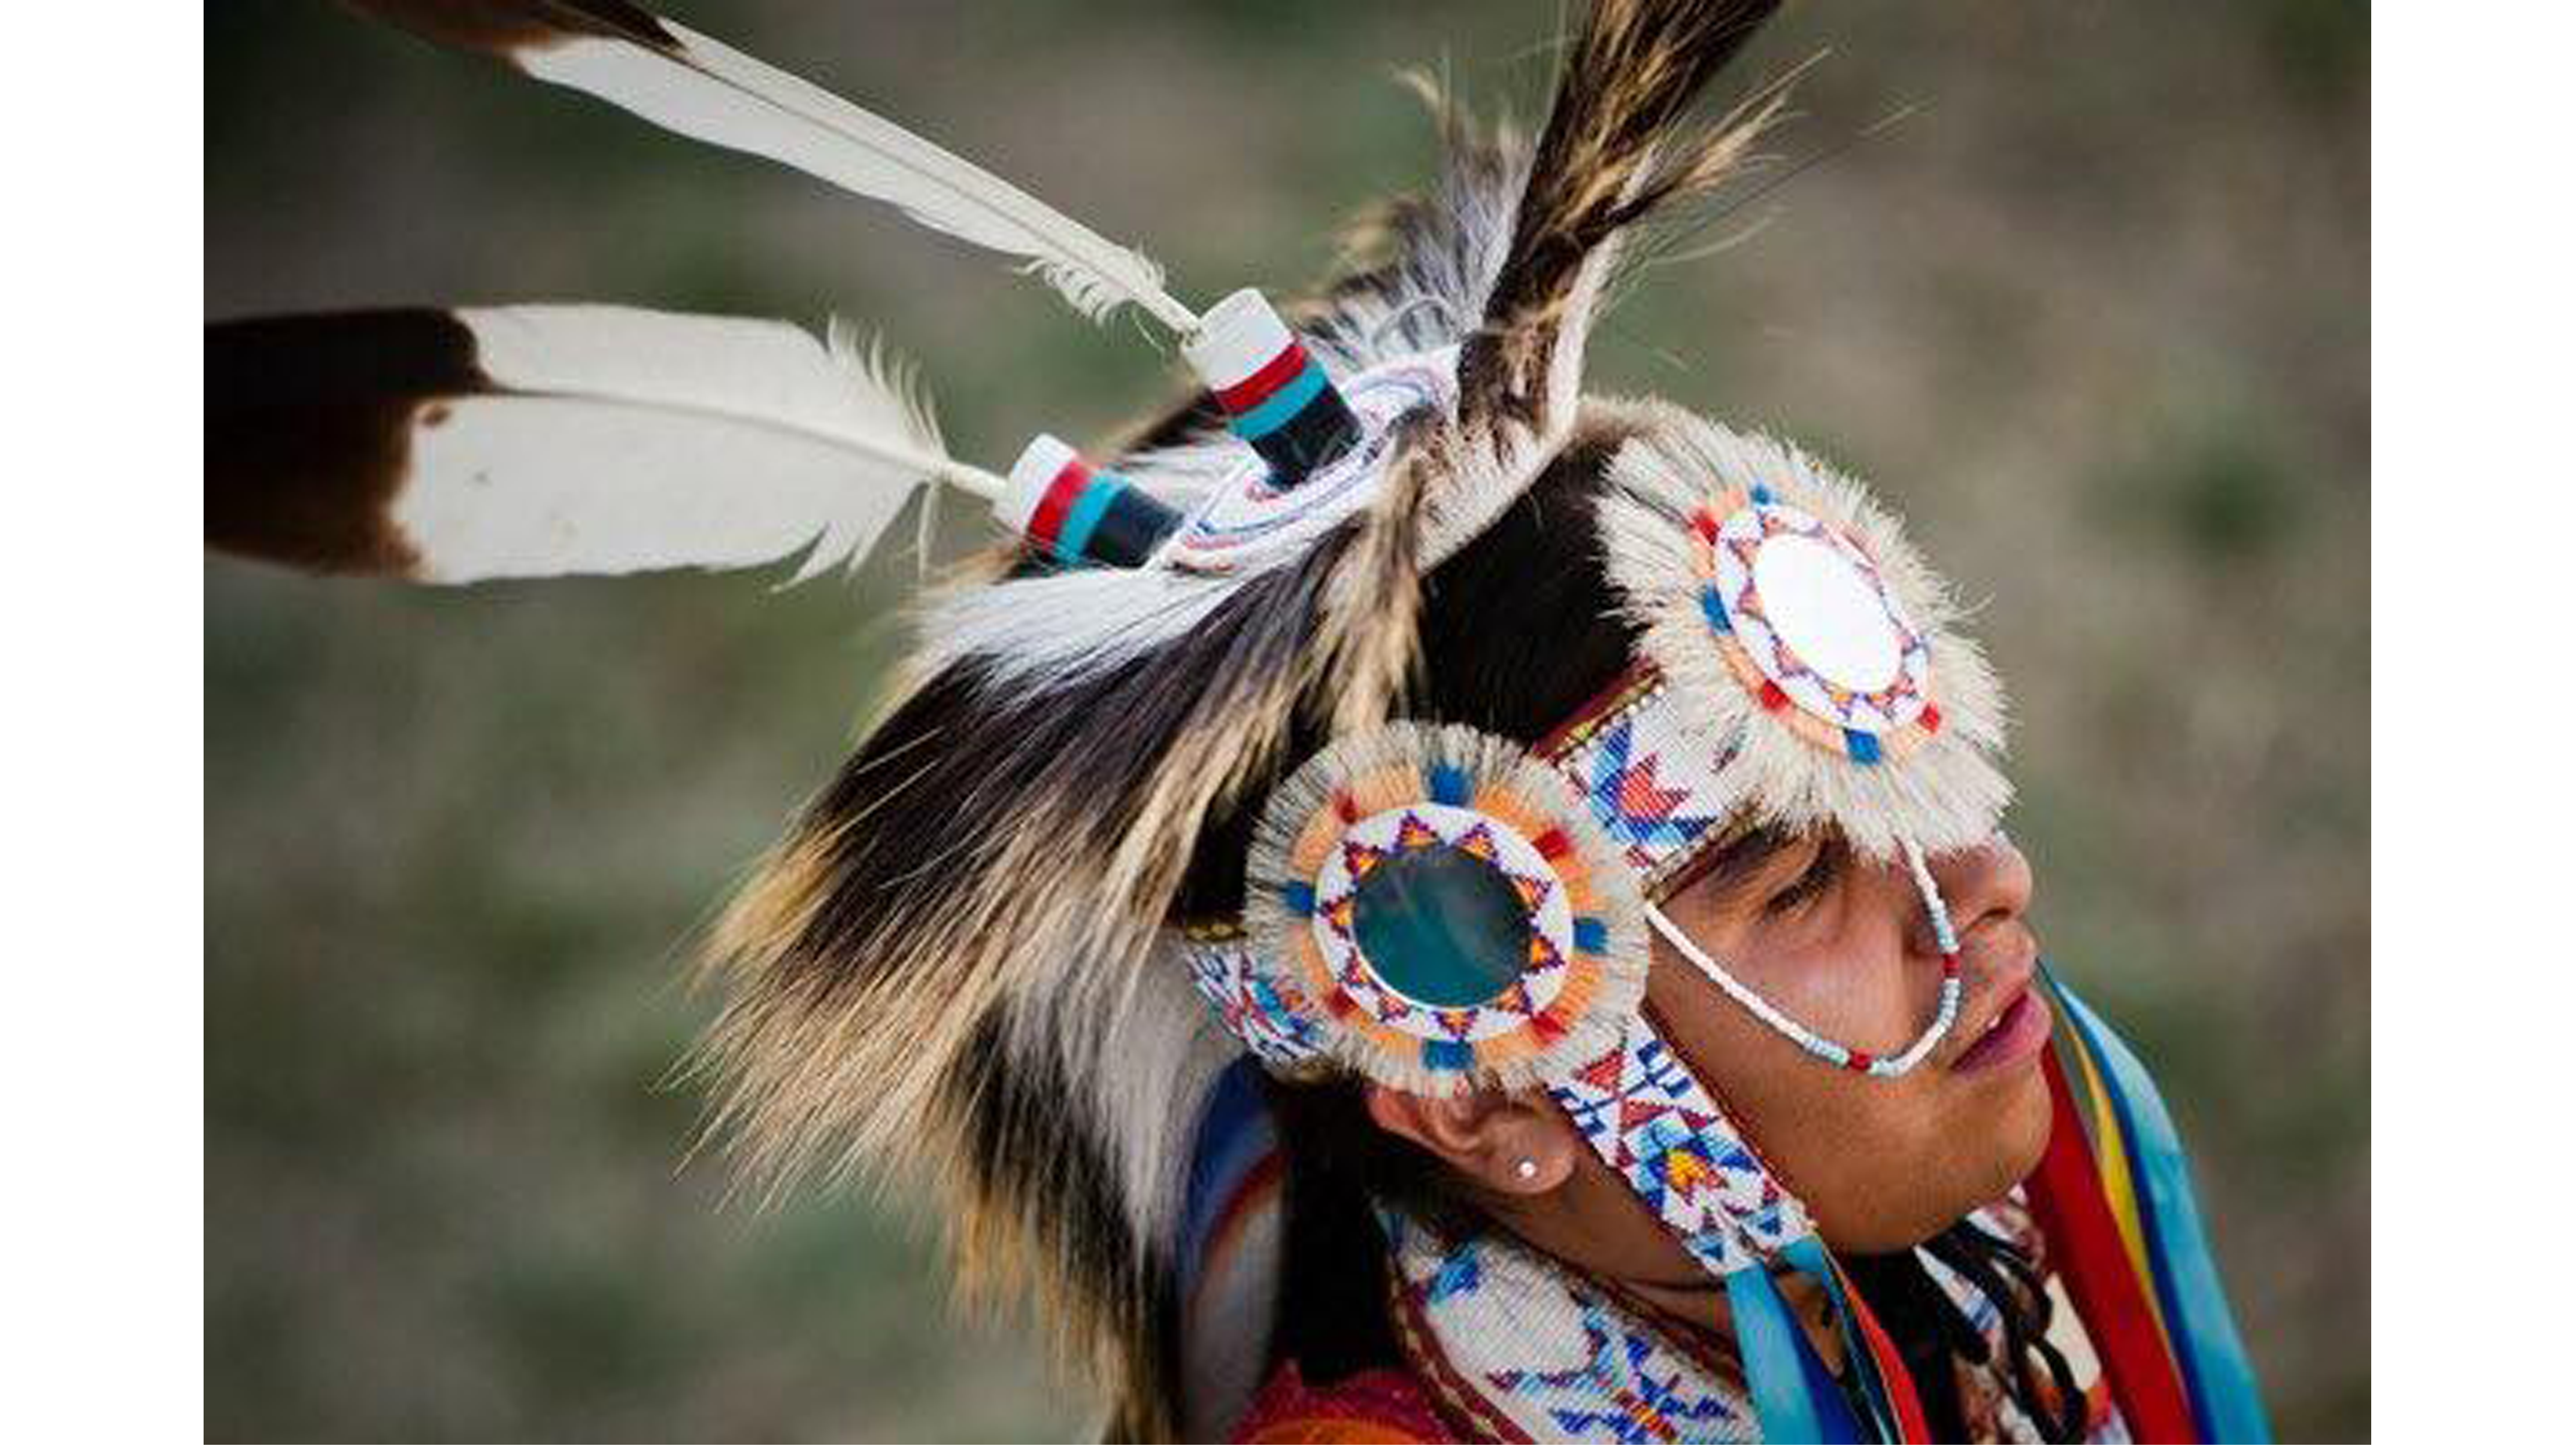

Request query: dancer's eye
[{"left": 1765, "top": 838, "right": 1843, "bottom": 916}]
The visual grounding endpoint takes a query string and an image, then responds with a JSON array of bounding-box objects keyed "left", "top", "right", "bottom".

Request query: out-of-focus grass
[{"left": 207, "top": 1, "right": 2367, "bottom": 1439}]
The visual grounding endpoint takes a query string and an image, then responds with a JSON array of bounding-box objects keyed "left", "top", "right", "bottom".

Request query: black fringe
[
  {"left": 777, "top": 529, "right": 1353, "bottom": 1002},
  {"left": 948, "top": 1005, "right": 1179, "bottom": 1435}
]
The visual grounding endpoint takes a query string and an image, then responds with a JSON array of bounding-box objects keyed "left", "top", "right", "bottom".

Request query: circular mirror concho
[{"left": 1245, "top": 723, "right": 1645, "bottom": 1093}]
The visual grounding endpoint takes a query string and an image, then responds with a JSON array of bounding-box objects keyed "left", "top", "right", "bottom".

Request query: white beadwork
[{"left": 1647, "top": 837, "right": 1963, "bottom": 1078}]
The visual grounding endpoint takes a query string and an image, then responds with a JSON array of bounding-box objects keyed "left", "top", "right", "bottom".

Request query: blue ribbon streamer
[
  {"left": 2048, "top": 970, "right": 2273, "bottom": 1444},
  {"left": 1728, "top": 1261, "right": 1862, "bottom": 1443},
  {"left": 1785, "top": 1236, "right": 1896, "bottom": 1442}
]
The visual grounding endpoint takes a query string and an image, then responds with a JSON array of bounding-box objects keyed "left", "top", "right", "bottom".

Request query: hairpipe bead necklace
[{"left": 1646, "top": 838, "right": 1963, "bottom": 1078}]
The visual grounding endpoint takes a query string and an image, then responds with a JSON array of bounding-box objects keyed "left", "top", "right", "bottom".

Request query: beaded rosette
[
  {"left": 1240, "top": 723, "right": 1648, "bottom": 1095},
  {"left": 1599, "top": 407, "right": 2011, "bottom": 861}
]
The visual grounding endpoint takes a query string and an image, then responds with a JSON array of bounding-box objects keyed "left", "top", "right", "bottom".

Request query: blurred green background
[{"left": 205, "top": 0, "right": 2367, "bottom": 1439}]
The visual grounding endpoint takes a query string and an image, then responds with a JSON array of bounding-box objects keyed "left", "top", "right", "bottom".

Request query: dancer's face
[
  {"left": 1366, "top": 829, "right": 2053, "bottom": 1272},
  {"left": 1644, "top": 828, "right": 2053, "bottom": 1253}
]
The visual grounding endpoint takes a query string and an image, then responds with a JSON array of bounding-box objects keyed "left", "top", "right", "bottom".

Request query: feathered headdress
[
  {"left": 682, "top": 5, "right": 1799, "bottom": 1428},
  {"left": 210, "top": 3, "right": 2269, "bottom": 1441}
]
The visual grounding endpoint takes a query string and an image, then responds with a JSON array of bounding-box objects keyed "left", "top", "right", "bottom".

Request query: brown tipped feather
[
  {"left": 344, "top": 0, "right": 1190, "bottom": 329},
  {"left": 210, "top": 305, "right": 965, "bottom": 587},
  {"left": 340, "top": 0, "right": 676, "bottom": 60},
  {"left": 206, "top": 310, "right": 488, "bottom": 577}
]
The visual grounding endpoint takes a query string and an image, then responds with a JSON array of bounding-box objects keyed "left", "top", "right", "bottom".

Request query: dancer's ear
[{"left": 1366, "top": 1083, "right": 1581, "bottom": 1196}]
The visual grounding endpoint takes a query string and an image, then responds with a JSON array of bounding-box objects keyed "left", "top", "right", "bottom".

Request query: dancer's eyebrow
[
  {"left": 1659, "top": 824, "right": 1802, "bottom": 909},
  {"left": 1762, "top": 835, "right": 1847, "bottom": 915}
]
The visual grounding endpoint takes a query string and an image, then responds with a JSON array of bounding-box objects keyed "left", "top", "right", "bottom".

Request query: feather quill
[
  {"left": 207, "top": 303, "right": 999, "bottom": 585},
  {"left": 346, "top": 1, "right": 1196, "bottom": 331}
]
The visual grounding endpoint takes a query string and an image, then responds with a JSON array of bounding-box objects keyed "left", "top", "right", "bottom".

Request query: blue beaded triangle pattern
[{"left": 1549, "top": 1024, "right": 1810, "bottom": 1277}]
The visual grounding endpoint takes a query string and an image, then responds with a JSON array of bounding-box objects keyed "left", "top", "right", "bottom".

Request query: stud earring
[{"left": 1514, "top": 1158, "right": 1539, "bottom": 1182}]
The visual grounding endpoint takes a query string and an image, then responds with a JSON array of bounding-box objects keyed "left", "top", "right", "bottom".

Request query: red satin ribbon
[
  {"left": 2022, "top": 1050, "right": 2198, "bottom": 1443},
  {"left": 1836, "top": 1265, "right": 1932, "bottom": 1443}
]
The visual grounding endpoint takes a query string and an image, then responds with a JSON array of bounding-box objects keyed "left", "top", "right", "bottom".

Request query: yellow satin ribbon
[{"left": 2061, "top": 1011, "right": 2169, "bottom": 1344}]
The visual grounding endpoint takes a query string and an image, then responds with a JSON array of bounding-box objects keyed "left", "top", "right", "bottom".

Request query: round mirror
[
  {"left": 1752, "top": 532, "right": 1904, "bottom": 693},
  {"left": 1349, "top": 843, "right": 1533, "bottom": 1009}
]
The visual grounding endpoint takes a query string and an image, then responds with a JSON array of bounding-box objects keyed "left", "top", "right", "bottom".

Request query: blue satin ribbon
[
  {"left": 1728, "top": 1257, "right": 1863, "bottom": 1443},
  {"left": 2048, "top": 970, "right": 2272, "bottom": 1444},
  {"left": 1786, "top": 1236, "right": 1897, "bottom": 1442}
]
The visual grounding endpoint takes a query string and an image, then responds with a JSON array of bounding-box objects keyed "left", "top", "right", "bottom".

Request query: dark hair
[
  {"left": 1258, "top": 1073, "right": 1426, "bottom": 1383},
  {"left": 1265, "top": 1069, "right": 2087, "bottom": 1442},
  {"left": 1844, "top": 1222, "right": 2089, "bottom": 1443}
]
